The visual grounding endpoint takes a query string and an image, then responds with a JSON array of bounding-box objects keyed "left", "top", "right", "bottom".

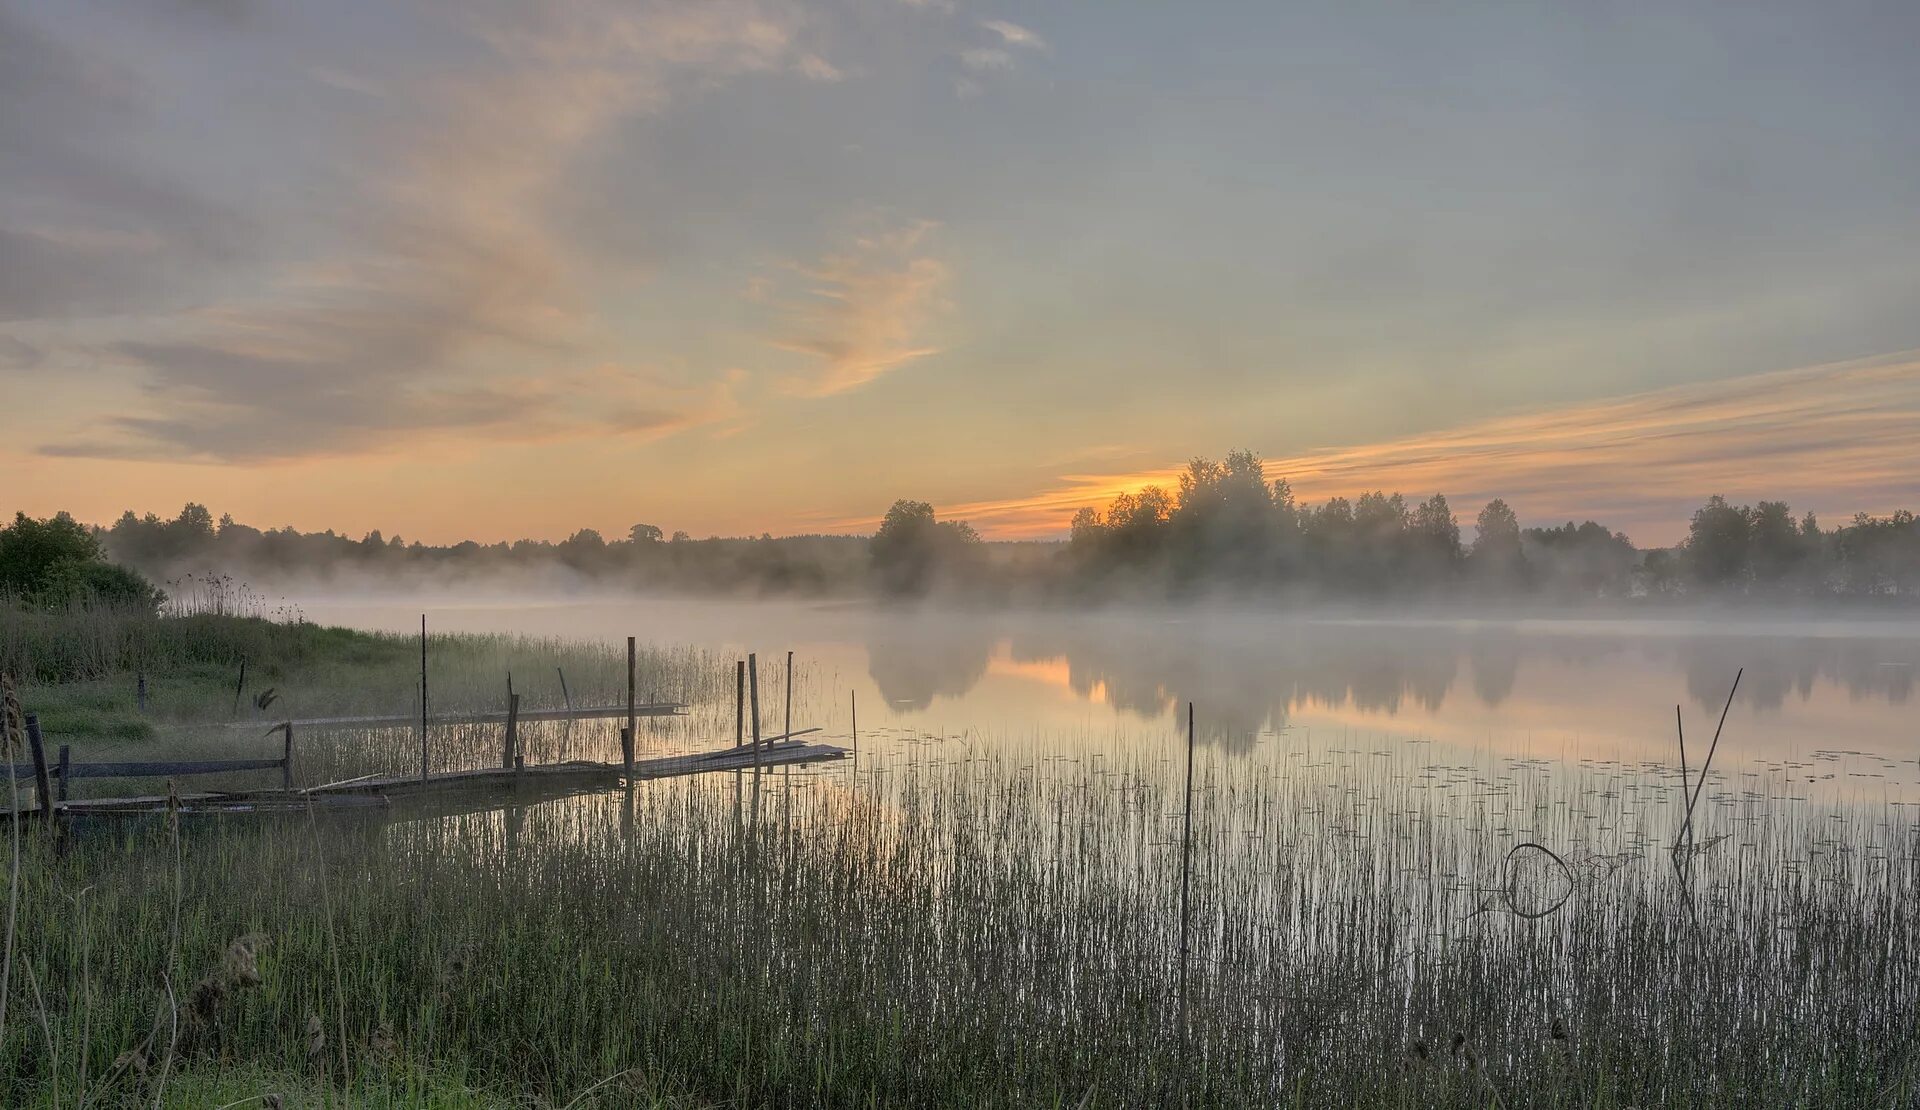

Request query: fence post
[
  {"left": 24, "top": 714, "right": 53, "bottom": 825},
  {"left": 504, "top": 693, "right": 521, "bottom": 771},
  {"left": 57, "top": 744, "right": 70, "bottom": 801},
  {"left": 282, "top": 722, "right": 294, "bottom": 789},
  {"left": 626, "top": 636, "right": 637, "bottom": 766}
]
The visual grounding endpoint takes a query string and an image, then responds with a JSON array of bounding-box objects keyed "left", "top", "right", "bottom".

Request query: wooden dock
[
  {"left": 168, "top": 702, "right": 688, "bottom": 731},
  {"left": 15, "top": 739, "right": 845, "bottom": 820}
]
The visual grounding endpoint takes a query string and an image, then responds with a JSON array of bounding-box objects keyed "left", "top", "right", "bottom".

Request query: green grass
[{"left": 2, "top": 601, "right": 720, "bottom": 759}]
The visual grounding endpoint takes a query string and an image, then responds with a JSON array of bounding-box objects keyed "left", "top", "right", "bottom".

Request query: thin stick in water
[
  {"left": 1178, "top": 700, "right": 1196, "bottom": 1071},
  {"left": 1677, "top": 668, "right": 1742, "bottom": 852}
]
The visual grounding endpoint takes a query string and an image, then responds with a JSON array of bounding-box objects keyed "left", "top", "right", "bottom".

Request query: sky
[{"left": 2, "top": 0, "right": 1918, "bottom": 547}]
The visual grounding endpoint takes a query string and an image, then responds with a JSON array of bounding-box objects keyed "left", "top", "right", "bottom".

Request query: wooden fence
[{"left": 8, "top": 715, "right": 295, "bottom": 821}]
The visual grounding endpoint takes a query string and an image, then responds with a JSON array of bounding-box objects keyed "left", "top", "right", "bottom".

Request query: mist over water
[{"left": 296, "top": 593, "right": 1920, "bottom": 802}]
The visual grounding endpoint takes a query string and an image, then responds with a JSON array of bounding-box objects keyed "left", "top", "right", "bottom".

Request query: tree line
[
  {"left": 6, "top": 449, "right": 1915, "bottom": 607},
  {"left": 1048, "top": 451, "right": 1915, "bottom": 601}
]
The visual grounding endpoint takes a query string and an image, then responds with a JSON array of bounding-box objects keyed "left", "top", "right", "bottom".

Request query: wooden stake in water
[
  {"left": 734, "top": 659, "right": 746, "bottom": 829},
  {"left": 783, "top": 651, "right": 793, "bottom": 807},
  {"left": 626, "top": 636, "right": 637, "bottom": 771},
  {"left": 1674, "top": 705, "right": 1690, "bottom": 856},
  {"left": 1178, "top": 700, "right": 1196, "bottom": 1067},
  {"left": 748, "top": 653, "right": 763, "bottom": 823},
  {"left": 503, "top": 692, "right": 521, "bottom": 770},
  {"left": 850, "top": 689, "right": 858, "bottom": 787},
  {"left": 281, "top": 723, "right": 294, "bottom": 790},
  {"left": 556, "top": 667, "right": 571, "bottom": 711},
  {"left": 418, "top": 615, "right": 428, "bottom": 783}
]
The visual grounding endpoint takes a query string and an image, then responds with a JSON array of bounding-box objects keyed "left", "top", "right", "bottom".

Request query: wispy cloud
[
  {"left": 29, "top": 0, "right": 831, "bottom": 463},
  {"left": 953, "top": 17, "right": 1047, "bottom": 92},
  {"left": 960, "top": 47, "right": 1015, "bottom": 72},
  {"left": 768, "top": 220, "right": 950, "bottom": 396},
  {"left": 863, "top": 354, "right": 1920, "bottom": 542},
  {"left": 979, "top": 19, "right": 1047, "bottom": 52}
]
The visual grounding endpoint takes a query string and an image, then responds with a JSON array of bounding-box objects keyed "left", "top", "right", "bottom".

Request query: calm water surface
[{"left": 296, "top": 596, "right": 1920, "bottom": 802}]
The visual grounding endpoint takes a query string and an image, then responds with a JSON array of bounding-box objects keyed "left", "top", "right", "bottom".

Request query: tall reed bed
[{"left": 3, "top": 732, "right": 1913, "bottom": 1106}]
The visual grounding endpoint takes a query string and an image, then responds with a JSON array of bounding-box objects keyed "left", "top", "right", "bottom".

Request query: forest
[{"left": 16, "top": 450, "right": 1917, "bottom": 607}]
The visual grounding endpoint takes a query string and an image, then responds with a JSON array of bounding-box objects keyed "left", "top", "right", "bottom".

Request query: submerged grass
[{"left": 2, "top": 725, "right": 1915, "bottom": 1107}]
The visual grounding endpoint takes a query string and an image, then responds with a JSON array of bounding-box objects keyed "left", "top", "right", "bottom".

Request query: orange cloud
[
  {"left": 770, "top": 220, "right": 950, "bottom": 396},
  {"left": 844, "top": 353, "right": 1920, "bottom": 544}
]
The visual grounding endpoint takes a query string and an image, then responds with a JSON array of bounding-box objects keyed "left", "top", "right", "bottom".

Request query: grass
[
  {"left": 1, "top": 599, "right": 723, "bottom": 796},
  {"left": 2, "top": 600, "right": 1916, "bottom": 1106},
  {"left": 4, "top": 737, "right": 1917, "bottom": 1106}
]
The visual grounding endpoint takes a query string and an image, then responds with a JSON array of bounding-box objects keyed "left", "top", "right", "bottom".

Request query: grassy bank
[
  {"left": 4, "top": 740, "right": 1916, "bottom": 1107},
  {"left": 1, "top": 600, "right": 716, "bottom": 755}
]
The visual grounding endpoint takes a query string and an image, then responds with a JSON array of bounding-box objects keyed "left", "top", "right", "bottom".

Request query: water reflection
[
  {"left": 859, "top": 615, "right": 1920, "bottom": 755},
  {"left": 294, "top": 596, "right": 1920, "bottom": 772}
]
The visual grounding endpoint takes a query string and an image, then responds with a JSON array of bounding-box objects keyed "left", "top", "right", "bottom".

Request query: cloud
[
  {"left": 29, "top": 0, "right": 828, "bottom": 462},
  {"left": 0, "top": 335, "right": 43, "bottom": 370},
  {"left": 960, "top": 47, "right": 1015, "bottom": 71},
  {"left": 876, "top": 354, "right": 1920, "bottom": 543},
  {"left": 952, "top": 17, "right": 1047, "bottom": 90},
  {"left": 0, "top": 7, "right": 246, "bottom": 322},
  {"left": 768, "top": 220, "right": 950, "bottom": 396},
  {"left": 979, "top": 19, "right": 1047, "bottom": 52}
]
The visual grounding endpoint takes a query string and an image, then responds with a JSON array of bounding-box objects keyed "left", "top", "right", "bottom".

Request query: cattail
[{"left": 306, "top": 1013, "right": 326, "bottom": 1062}]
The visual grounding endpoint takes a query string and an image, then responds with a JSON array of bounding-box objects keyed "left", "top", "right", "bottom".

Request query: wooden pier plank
[
  {"left": 13, "top": 739, "right": 846, "bottom": 820},
  {"left": 175, "top": 703, "right": 688, "bottom": 731}
]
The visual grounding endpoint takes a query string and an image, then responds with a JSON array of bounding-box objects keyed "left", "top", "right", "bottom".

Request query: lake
[{"left": 295, "top": 595, "right": 1920, "bottom": 804}]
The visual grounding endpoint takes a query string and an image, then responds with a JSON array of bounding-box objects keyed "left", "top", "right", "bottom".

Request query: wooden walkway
[
  {"left": 19, "top": 739, "right": 845, "bottom": 820},
  {"left": 168, "top": 702, "right": 688, "bottom": 731}
]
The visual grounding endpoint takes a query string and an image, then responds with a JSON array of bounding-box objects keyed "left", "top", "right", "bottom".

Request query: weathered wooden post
[
  {"left": 850, "top": 690, "right": 858, "bottom": 786},
  {"left": 748, "top": 653, "right": 762, "bottom": 823},
  {"left": 503, "top": 693, "right": 521, "bottom": 770},
  {"left": 626, "top": 636, "right": 637, "bottom": 769},
  {"left": 734, "top": 659, "right": 746, "bottom": 831},
  {"left": 281, "top": 722, "right": 294, "bottom": 789},
  {"left": 419, "top": 615, "right": 429, "bottom": 783},
  {"left": 24, "top": 714, "right": 53, "bottom": 825},
  {"left": 556, "top": 667, "right": 572, "bottom": 711},
  {"left": 56, "top": 744, "right": 70, "bottom": 801}
]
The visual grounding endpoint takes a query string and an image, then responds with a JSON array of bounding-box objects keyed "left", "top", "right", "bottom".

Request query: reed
[{"left": 1, "top": 703, "right": 1912, "bottom": 1107}]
